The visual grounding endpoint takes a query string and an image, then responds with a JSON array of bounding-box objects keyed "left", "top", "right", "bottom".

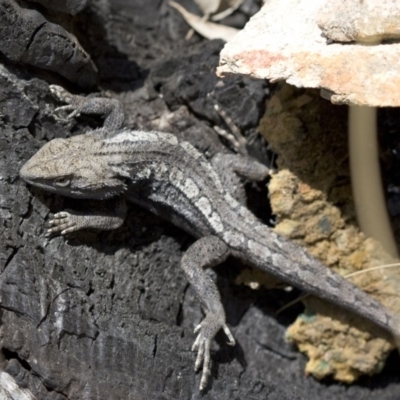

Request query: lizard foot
[
  {"left": 49, "top": 85, "right": 82, "bottom": 120},
  {"left": 46, "top": 211, "right": 84, "bottom": 236},
  {"left": 192, "top": 317, "right": 235, "bottom": 391},
  {"left": 54, "top": 105, "right": 81, "bottom": 121}
]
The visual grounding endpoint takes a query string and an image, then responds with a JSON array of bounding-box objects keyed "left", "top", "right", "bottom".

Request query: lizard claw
[
  {"left": 53, "top": 105, "right": 80, "bottom": 121},
  {"left": 49, "top": 86, "right": 82, "bottom": 121},
  {"left": 191, "top": 320, "right": 235, "bottom": 391},
  {"left": 223, "top": 324, "right": 235, "bottom": 346},
  {"left": 46, "top": 211, "right": 79, "bottom": 236},
  {"left": 191, "top": 327, "right": 212, "bottom": 391}
]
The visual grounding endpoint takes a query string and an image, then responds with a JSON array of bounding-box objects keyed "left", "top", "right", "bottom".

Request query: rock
[
  {"left": 217, "top": 0, "right": 400, "bottom": 106},
  {"left": 3, "top": 0, "right": 400, "bottom": 398},
  {"left": 317, "top": 0, "right": 400, "bottom": 43},
  {"left": 257, "top": 84, "right": 400, "bottom": 382},
  {"left": 0, "top": 0, "right": 97, "bottom": 88},
  {"left": 148, "top": 40, "right": 267, "bottom": 132},
  {"left": 25, "top": 0, "right": 88, "bottom": 15}
]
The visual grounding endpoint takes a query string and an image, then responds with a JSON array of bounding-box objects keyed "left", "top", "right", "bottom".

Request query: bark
[{"left": 0, "top": 0, "right": 399, "bottom": 399}]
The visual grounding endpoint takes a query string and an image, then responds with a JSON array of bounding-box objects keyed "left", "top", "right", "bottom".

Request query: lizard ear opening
[
  {"left": 96, "top": 175, "right": 128, "bottom": 198},
  {"left": 110, "top": 165, "right": 131, "bottom": 180}
]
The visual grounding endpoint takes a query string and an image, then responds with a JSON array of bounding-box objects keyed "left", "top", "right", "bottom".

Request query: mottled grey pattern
[{"left": 19, "top": 90, "right": 400, "bottom": 390}]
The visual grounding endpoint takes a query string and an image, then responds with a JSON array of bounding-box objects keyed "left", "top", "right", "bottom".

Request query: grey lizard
[{"left": 19, "top": 85, "right": 400, "bottom": 390}]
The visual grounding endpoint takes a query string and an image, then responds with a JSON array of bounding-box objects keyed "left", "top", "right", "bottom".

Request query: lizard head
[{"left": 20, "top": 135, "right": 127, "bottom": 199}]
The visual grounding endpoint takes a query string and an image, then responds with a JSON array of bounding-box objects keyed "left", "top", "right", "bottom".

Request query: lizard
[{"left": 19, "top": 85, "right": 400, "bottom": 390}]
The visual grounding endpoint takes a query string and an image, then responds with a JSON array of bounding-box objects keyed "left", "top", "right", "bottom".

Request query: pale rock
[
  {"left": 217, "top": 0, "right": 400, "bottom": 106},
  {"left": 318, "top": 0, "right": 400, "bottom": 43}
]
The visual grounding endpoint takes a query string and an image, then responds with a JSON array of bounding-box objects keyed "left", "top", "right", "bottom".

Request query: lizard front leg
[
  {"left": 49, "top": 85, "right": 124, "bottom": 130},
  {"left": 47, "top": 198, "right": 127, "bottom": 236},
  {"left": 181, "top": 235, "right": 235, "bottom": 391}
]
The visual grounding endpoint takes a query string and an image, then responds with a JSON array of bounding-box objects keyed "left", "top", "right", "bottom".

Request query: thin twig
[
  {"left": 345, "top": 263, "right": 400, "bottom": 278},
  {"left": 276, "top": 262, "right": 400, "bottom": 314}
]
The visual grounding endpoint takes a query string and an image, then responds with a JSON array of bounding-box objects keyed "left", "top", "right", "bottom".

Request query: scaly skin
[{"left": 19, "top": 87, "right": 400, "bottom": 390}]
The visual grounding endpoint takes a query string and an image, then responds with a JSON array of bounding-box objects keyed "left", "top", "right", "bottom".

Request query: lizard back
[
  {"left": 20, "top": 128, "right": 400, "bottom": 338},
  {"left": 102, "top": 130, "right": 400, "bottom": 337}
]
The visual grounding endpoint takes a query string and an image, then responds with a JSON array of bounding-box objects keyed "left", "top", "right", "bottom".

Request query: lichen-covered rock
[{"left": 258, "top": 83, "right": 400, "bottom": 382}]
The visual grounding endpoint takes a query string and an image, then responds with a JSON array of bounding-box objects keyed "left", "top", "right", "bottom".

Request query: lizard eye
[{"left": 54, "top": 176, "right": 71, "bottom": 187}]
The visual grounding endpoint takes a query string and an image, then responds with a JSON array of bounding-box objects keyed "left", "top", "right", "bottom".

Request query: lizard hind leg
[
  {"left": 181, "top": 235, "right": 235, "bottom": 391},
  {"left": 211, "top": 153, "right": 270, "bottom": 205}
]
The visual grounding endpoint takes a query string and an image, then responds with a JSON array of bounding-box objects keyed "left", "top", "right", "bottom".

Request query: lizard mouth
[{"left": 19, "top": 160, "right": 37, "bottom": 184}]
